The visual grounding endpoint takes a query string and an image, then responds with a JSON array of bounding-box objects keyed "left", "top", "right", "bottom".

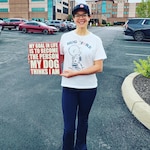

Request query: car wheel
[
  {"left": 22, "top": 28, "right": 27, "bottom": 33},
  {"left": 43, "top": 29, "right": 48, "bottom": 35},
  {"left": 68, "top": 27, "right": 71, "bottom": 31},
  {"left": 133, "top": 31, "right": 144, "bottom": 41},
  {"left": 60, "top": 28, "right": 65, "bottom": 32}
]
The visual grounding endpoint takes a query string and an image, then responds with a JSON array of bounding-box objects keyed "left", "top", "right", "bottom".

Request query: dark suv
[
  {"left": 0, "top": 18, "right": 27, "bottom": 30},
  {"left": 124, "top": 18, "right": 150, "bottom": 41},
  {"left": 44, "top": 20, "right": 67, "bottom": 32}
]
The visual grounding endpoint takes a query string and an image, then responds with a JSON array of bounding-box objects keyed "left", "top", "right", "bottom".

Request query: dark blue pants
[{"left": 62, "top": 87, "right": 97, "bottom": 150}]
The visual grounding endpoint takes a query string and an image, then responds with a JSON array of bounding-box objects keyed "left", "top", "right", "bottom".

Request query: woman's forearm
[{"left": 60, "top": 60, "right": 103, "bottom": 78}]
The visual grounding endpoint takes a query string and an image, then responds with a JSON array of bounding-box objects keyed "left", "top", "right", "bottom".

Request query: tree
[
  {"left": 67, "top": 14, "right": 73, "bottom": 21},
  {"left": 136, "top": 0, "right": 150, "bottom": 18}
]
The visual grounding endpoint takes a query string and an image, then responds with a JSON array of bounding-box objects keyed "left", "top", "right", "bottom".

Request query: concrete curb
[{"left": 121, "top": 72, "right": 150, "bottom": 130}]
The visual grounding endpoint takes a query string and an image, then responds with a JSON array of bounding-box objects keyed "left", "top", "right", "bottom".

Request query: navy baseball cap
[{"left": 72, "top": 3, "right": 90, "bottom": 16}]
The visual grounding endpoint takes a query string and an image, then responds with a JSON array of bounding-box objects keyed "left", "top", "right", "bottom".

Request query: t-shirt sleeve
[
  {"left": 94, "top": 37, "right": 107, "bottom": 60},
  {"left": 60, "top": 35, "right": 64, "bottom": 55}
]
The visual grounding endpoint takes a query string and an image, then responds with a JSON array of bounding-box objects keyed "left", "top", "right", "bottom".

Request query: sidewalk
[{"left": 121, "top": 72, "right": 150, "bottom": 130}]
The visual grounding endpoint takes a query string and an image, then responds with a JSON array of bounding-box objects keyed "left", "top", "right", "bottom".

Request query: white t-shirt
[{"left": 60, "top": 30, "right": 107, "bottom": 89}]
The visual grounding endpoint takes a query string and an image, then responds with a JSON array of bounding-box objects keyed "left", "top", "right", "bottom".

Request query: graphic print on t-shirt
[{"left": 68, "top": 45, "right": 83, "bottom": 70}]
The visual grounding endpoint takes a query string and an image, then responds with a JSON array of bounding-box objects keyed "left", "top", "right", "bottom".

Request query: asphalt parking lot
[{"left": 0, "top": 27, "right": 150, "bottom": 150}]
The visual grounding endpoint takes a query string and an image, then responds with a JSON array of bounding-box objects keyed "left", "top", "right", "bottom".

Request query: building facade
[
  {"left": 69, "top": 0, "right": 139, "bottom": 25},
  {"left": 0, "top": 0, "right": 69, "bottom": 21},
  {"left": 108, "top": 0, "right": 139, "bottom": 24},
  {"left": 0, "top": 0, "right": 139, "bottom": 24},
  {"left": 88, "top": 0, "right": 139, "bottom": 25}
]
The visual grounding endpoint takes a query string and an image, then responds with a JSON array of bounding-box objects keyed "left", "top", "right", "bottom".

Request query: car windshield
[
  {"left": 3, "top": 19, "right": 9, "bottom": 22},
  {"left": 38, "top": 22, "right": 47, "bottom": 26},
  {"left": 128, "top": 19, "right": 142, "bottom": 24}
]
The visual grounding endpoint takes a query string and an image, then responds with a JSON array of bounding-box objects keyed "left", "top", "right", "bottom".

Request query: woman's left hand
[
  {"left": 60, "top": 70, "right": 77, "bottom": 78},
  {"left": 60, "top": 60, "right": 103, "bottom": 78}
]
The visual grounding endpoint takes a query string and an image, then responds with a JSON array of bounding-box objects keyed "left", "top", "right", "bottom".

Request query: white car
[
  {"left": 67, "top": 22, "right": 76, "bottom": 31},
  {"left": 44, "top": 20, "right": 67, "bottom": 32},
  {"left": 0, "top": 20, "right": 4, "bottom": 35},
  {"left": 64, "top": 21, "right": 76, "bottom": 31},
  {"left": 0, "top": 25, "right": 2, "bottom": 35}
]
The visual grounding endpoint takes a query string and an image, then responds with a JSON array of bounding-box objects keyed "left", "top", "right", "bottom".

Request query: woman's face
[{"left": 73, "top": 10, "right": 90, "bottom": 29}]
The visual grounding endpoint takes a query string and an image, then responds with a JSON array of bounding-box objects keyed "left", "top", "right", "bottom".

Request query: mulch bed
[{"left": 133, "top": 74, "right": 150, "bottom": 105}]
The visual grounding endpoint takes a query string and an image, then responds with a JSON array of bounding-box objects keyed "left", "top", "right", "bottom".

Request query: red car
[
  {"left": 0, "top": 18, "right": 27, "bottom": 30},
  {"left": 19, "top": 21, "right": 58, "bottom": 34}
]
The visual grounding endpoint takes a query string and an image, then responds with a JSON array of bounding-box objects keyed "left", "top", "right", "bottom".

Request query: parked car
[
  {"left": 19, "top": 21, "right": 58, "bottom": 34},
  {"left": 0, "top": 20, "right": 3, "bottom": 23},
  {"left": 124, "top": 18, "right": 150, "bottom": 41},
  {"left": 64, "top": 21, "right": 76, "bottom": 31},
  {"left": 44, "top": 20, "right": 67, "bottom": 32},
  {"left": 0, "top": 25, "right": 2, "bottom": 36},
  {"left": 0, "top": 18, "right": 27, "bottom": 30},
  {"left": 0, "top": 20, "right": 3, "bottom": 32}
]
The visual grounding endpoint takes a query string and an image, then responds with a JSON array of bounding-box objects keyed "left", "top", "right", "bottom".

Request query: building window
[
  {"left": 102, "top": 1, "right": 106, "bottom": 13},
  {"left": 63, "top": 2, "right": 68, "bottom": 6},
  {"left": 0, "top": 0, "right": 8, "bottom": 2},
  {"left": 124, "top": 12, "right": 128, "bottom": 14},
  {"left": 57, "top": 9, "right": 61, "bottom": 13},
  {"left": 112, "top": 12, "right": 117, "bottom": 14},
  {"left": 0, "top": 8, "right": 8, "bottom": 12},
  {"left": 107, "top": 4, "right": 112, "bottom": 9},
  {"left": 63, "top": 7, "right": 68, "bottom": 14},
  {"left": 113, "top": 6, "right": 117, "bottom": 9},
  {"left": 107, "top": 14, "right": 110, "bottom": 18},
  {"left": 32, "top": 8, "right": 45, "bottom": 12},
  {"left": 97, "top": 4, "right": 101, "bottom": 9},
  {"left": 48, "top": 0, "right": 53, "bottom": 20}
]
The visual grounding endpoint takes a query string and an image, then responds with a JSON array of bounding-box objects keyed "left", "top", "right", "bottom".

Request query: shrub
[{"left": 133, "top": 56, "right": 150, "bottom": 78}]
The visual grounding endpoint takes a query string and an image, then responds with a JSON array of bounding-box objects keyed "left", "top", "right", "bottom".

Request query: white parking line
[
  {"left": 126, "top": 53, "right": 150, "bottom": 57},
  {"left": 125, "top": 46, "right": 150, "bottom": 49}
]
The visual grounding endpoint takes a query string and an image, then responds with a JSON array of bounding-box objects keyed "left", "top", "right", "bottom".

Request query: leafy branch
[{"left": 133, "top": 56, "right": 150, "bottom": 78}]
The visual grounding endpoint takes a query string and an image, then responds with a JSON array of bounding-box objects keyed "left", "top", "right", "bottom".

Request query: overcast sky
[{"left": 128, "top": 0, "right": 142, "bottom": 3}]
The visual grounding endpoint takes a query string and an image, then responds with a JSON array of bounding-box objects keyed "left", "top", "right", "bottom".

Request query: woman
[{"left": 59, "top": 3, "right": 107, "bottom": 150}]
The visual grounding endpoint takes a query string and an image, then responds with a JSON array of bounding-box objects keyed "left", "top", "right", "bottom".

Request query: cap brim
[{"left": 73, "top": 9, "right": 88, "bottom": 15}]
